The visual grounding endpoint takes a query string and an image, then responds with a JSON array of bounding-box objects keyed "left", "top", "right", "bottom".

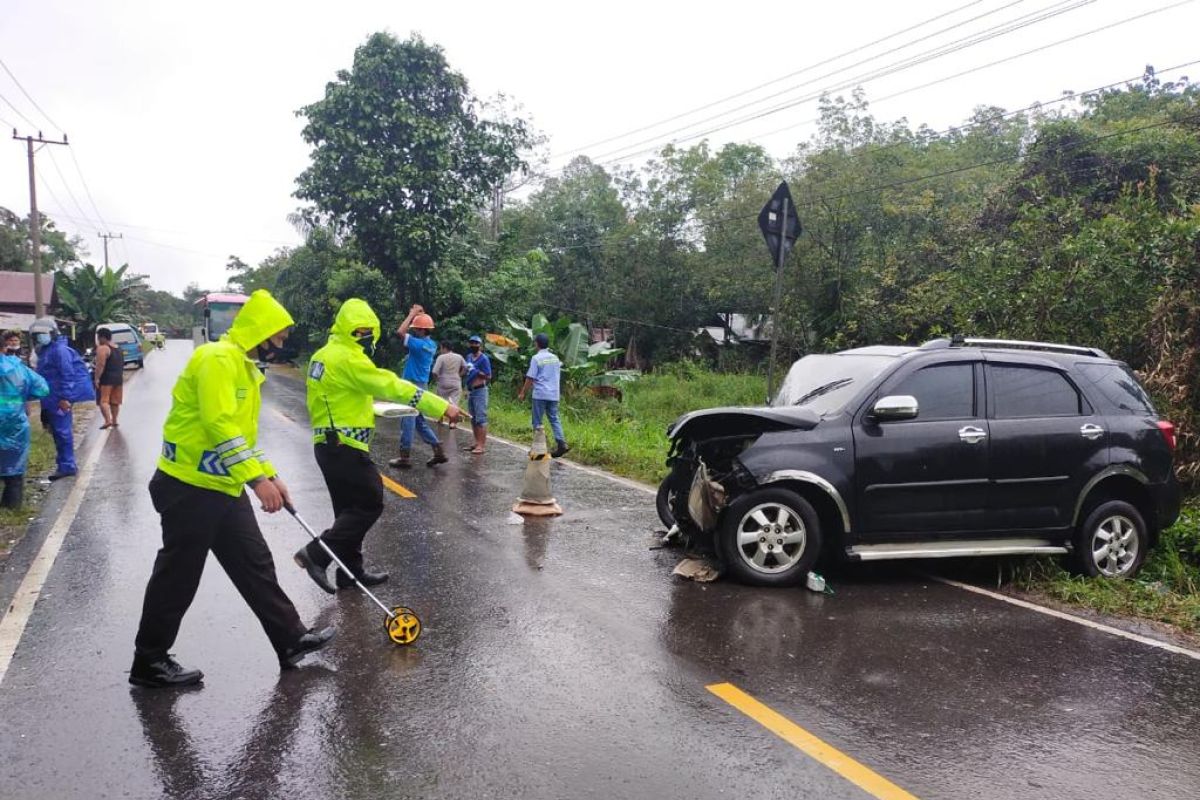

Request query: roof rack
[{"left": 947, "top": 335, "right": 1108, "bottom": 359}]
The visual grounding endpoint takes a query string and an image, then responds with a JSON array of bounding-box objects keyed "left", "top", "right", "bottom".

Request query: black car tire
[
  {"left": 656, "top": 477, "right": 676, "bottom": 528},
  {"left": 1070, "top": 499, "right": 1148, "bottom": 579},
  {"left": 136, "top": 359, "right": 144, "bottom": 369},
  {"left": 719, "top": 488, "right": 822, "bottom": 587}
]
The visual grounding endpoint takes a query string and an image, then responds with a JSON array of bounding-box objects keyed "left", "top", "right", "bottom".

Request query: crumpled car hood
[{"left": 667, "top": 406, "right": 821, "bottom": 441}]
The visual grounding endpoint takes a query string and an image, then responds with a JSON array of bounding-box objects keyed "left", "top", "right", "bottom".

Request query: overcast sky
[{"left": 1, "top": 0, "right": 1196, "bottom": 295}]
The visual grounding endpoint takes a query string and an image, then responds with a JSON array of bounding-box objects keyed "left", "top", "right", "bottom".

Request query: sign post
[{"left": 758, "top": 181, "right": 801, "bottom": 405}]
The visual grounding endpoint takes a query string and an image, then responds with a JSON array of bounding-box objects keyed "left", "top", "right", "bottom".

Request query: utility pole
[
  {"left": 98, "top": 231, "right": 123, "bottom": 269},
  {"left": 11, "top": 129, "right": 69, "bottom": 318}
]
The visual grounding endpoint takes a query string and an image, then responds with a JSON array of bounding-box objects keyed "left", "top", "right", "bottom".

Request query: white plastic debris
[
  {"left": 806, "top": 571, "right": 828, "bottom": 593},
  {"left": 672, "top": 557, "right": 720, "bottom": 583}
]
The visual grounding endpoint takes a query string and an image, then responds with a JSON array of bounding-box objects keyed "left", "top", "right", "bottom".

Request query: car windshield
[
  {"left": 208, "top": 302, "right": 242, "bottom": 341},
  {"left": 143, "top": 324, "right": 157, "bottom": 333},
  {"left": 773, "top": 353, "right": 898, "bottom": 414}
]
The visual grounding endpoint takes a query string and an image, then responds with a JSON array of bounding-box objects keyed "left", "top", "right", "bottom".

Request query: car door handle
[
  {"left": 958, "top": 426, "right": 987, "bottom": 444},
  {"left": 1080, "top": 423, "right": 1105, "bottom": 440}
]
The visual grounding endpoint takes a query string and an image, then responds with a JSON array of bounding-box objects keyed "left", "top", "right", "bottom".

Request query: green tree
[
  {"left": 56, "top": 263, "right": 147, "bottom": 339},
  {"left": 295, "top": 32, "right": 532, "bottom": 304},
  {"left": 0, "top": 207, "right": 82, "bottom": 272}
]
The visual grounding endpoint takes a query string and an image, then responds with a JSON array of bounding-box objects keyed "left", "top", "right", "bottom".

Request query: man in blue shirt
[
  {"left": 463, "top": 335, "right": 492, "bottom": 455},
  {"left": 388, "top": 305, "right": 447, "bottom": 469},
  {"left": 518, "top": 333, "right": 569, "bottom": 458}
]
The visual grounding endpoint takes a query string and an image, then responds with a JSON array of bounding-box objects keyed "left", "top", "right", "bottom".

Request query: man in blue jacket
[
  {"left": 30, "top": 318, "right": 95, "bottom": 480},
  {"left": 0, "top": 336, "right": 49, "bottom": 507}
]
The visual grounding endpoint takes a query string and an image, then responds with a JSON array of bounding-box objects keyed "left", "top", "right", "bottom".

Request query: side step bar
[{"left": 847, "top": 538, "right": 1068, "bottom": 561}]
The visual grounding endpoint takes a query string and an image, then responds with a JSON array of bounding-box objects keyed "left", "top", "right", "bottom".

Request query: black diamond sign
[{"left": 758, "top": 181, "right": 801, "bottom": 264}]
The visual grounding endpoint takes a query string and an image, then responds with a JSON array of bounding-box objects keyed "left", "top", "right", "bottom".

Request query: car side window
[
  {"left": 991, "top": 365, "right": 1083, "bottom": 418},
  {"left": 886, "top": 363, "right": 975, "bottom": 421}
]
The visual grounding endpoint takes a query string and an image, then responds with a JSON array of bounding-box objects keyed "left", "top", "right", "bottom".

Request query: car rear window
[
  {"left": 1076, "top": 363, "right": 1156, "bottom": 416},
  {"left": 111, "top": 331, "right": 137, "bottom": 344}
]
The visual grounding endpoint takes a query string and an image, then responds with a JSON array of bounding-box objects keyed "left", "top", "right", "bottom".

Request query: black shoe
[
  {"left": 48, "top": 471, "right": 77, "bottom": 482},
  {"left": 129, "top": 654, "right": 204, "bottom": 688},
  {"left": 426, "top": 444, "right": 448, "bottom": 467},
  {"left": 336, "top": 569, "right": 389, "bottom": 589},
  {"left": 294, "top": 548, "right": 335, "bottom": 594},
  {"left": 279, "top": 626, "right": 335, "bottom": 669},
  {"left": 551, "top": 441, "right": 570, "bottom": 458}
]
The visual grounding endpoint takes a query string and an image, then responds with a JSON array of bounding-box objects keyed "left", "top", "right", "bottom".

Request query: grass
[{"left": 485, "top": 365, "right": 767, "bottom": 485}]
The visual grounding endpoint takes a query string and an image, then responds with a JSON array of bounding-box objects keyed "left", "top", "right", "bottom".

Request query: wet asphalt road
[{"left": 1, "top": 340, "right": 1198, "bottom": 800}]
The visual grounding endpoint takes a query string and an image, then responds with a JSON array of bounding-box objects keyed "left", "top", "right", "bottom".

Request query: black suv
[{"left": 662, "top": 337, "right": 1180, "bottom": 587}]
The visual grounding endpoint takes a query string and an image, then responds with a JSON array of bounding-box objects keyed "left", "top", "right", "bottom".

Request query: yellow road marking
[
  {"left": 381, "top": 474, "right": 417, "bottom": 499},
  {"left": 706, "top": 683, "right": 919, "bottom": 800}
]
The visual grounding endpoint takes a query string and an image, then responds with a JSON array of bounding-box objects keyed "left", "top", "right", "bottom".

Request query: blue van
[{"left": 98, "top": 322, "right": 146, "bottom": 369}]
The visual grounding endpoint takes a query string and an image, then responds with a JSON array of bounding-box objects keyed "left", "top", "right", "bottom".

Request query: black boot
[
  {"left": 279, "top": 626, "right": 336, "bottom": 669},
  {"left": 426, "top": 444, "right": 448, "bottom": 467},
  {"left": 294, "top": 547, "right": 335, "bottom": 594},
  {"left": 551, "top": 440, "right": 570, "bottom": 458},
  {"left": 129, "top": 654, "right": 204, "bottom": 688},
  {"left": 336, "top": 568, "right": 389, "bottom": 589},
  {"left": 388, "top": 449, "right": 412, "bottom": 469},
  {"left": 1, "top": 476, "right": 23, "bottom": 509}
]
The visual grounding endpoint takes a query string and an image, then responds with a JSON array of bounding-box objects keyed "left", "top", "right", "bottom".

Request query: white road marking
[
  {"left": 0, "top": 413, "right": 111, "bottom": 686},
  {"left": 930, "top": 575, "right": 1200, "bottom": 662}
]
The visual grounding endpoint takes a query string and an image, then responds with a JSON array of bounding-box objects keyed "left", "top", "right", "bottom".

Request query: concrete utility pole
[
  {"left": 98, "top": 231, "right": 123, "bottom": 269},
  {"left": 12, "top": 129, "right": 70, "bottom": 318}
]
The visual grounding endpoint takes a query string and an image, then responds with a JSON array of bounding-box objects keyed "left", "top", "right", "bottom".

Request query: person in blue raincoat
[
  {"left": 1, "top": 332, "right": 50, "bottom": 507},
  {"left": 30, "top": 318, "right": 95, "bottom": 481}
]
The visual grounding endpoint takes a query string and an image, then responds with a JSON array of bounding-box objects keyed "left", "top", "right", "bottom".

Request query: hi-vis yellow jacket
[
  {"left": 157, "top": 290, "right": 293, "bottom": 496},
  {"left": 306, "top": 298, "right": 450, "bottom": 452}
]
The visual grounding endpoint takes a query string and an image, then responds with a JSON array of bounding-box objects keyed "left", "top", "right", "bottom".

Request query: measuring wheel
[{"left": 386, "top": 606, "right": 422, "bottom": 645}]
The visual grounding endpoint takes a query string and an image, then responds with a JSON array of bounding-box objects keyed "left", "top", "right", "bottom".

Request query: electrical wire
[
  {"left": 594, "top": 0, "right": 1191, "bottom": 167},
  {"left": 66, "top": 148, "right": 110, "bottom": 231},
  {"left": 0, "top": 56, "right": 63, "bottom": 133},
  {"left": 44, "top": 148, "right": 102, "bottom": 232},
  {"left": 549, "top": 0, "right": 993, "bottom": 161},
  {"left": 581, "top": 0, "right": 1100, "bottom": 165},
  {"left": 0, "top": 90, "right": 40, "bottom": 130}
]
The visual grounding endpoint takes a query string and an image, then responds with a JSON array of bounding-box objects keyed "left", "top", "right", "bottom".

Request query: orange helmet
[{"left": 412, "top": 313, "right": 435, "bottom": 330}]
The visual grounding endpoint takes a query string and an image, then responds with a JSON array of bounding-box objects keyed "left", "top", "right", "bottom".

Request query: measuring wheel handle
[{"left": 387, "top": 606, "right": 422, "bottom": 645}]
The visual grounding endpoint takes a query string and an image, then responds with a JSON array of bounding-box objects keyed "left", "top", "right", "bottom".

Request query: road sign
[{"left": 758, "top": 181, "right": 801, "bottom": 264}]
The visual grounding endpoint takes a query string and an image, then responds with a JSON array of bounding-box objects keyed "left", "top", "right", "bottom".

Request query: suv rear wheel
[
  {"left": 1072, "top": 500, "right": 1148, "bottom": 579},
  {"left": 719, "top": 488, "right": 822, "bottom": 587}
]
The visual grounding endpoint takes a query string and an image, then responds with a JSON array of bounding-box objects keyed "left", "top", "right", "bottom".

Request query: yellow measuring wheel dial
[{"left": 386, "top": 607, "right": 421, "bottom": 645}]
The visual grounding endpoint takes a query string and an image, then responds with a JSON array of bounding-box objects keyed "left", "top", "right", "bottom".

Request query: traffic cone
[{"left": 513, "top": 428, "right": 563, "bottom": 517}]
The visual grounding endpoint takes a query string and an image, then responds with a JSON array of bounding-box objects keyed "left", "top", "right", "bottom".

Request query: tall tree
[
  {"left": 0, "top": 207, "right": 82, "bottom": 272},
  {"left": 295, "top": 32, "right": 531, "bottom": 304}
]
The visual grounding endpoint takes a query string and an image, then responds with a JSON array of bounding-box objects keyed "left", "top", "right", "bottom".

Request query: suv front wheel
[
  {"left": 1072, "top": 500, "right": 1148, "bottom": 579},
  {"left": 719, "top": 488, "right": 822, "bottom": 587}
]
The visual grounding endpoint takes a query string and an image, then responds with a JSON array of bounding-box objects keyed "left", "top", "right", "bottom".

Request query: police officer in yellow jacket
[
  {"left": 296, "top": 298, "right": 460, "bottom": 593},
  {"left": 130, "top": 290, "right": 334, "bottom": 689}
]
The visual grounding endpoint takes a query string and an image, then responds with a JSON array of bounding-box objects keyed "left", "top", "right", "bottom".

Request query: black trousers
[
  {"left": 1, "top": 476, "right": 23, "bottom": 508},
  {"left": 306, "top": 441, "right": 384, "bottom": 577},
  {"left": 134, "top": 471, "right": 306, "bottom": 660}
]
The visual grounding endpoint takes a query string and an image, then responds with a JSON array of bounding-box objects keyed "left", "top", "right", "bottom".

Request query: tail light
[{"left": 1156, "top": 420, "right": 1176, "bottom": 452}]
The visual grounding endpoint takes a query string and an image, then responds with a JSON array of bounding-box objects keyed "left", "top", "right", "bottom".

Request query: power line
[
  {"left": 0, "top": 56, "right": 63, "bottom": 133},
  {"left": 67, "top": 148, "right": 110, "bottom": 231},
  {"left": 584, "top": 0, "right": 1100, "bottom": 166},
  {"left": 593, "top": 0, "right": 1192, "bottom": 168},
  {"left": 549, "top": 0, "right": 993, "bottom": 162},
  {"left": 0, "top": 90, "right": 41, "bottom": 130},
  {"left": 44, "top": 147, "right": 101, "bottom": 232}
]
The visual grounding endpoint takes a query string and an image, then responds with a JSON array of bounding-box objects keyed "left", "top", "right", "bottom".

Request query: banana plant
[{"left": 487, "top": 314, "right": 630, "bottom": 389}]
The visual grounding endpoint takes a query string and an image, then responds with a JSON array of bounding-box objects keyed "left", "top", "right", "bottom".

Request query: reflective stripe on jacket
[
  {"left": 306, "top": 298, "right": 450, "bottom": 452},
  {"left": 156, "top": 290, "right": 293, "bottom": 496}
]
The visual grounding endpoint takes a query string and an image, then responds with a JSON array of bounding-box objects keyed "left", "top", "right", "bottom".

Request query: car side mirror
[{"left": 871, "top": 395, "right": 919, "bottom": 421}]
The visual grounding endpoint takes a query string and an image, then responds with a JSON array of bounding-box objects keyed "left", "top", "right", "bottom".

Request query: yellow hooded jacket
[
  {"left": 157, "top": 290, "right": 293, "bottom": 496},
  {"left": 306, "top": 298, "right": 450, "bottom": 451}
]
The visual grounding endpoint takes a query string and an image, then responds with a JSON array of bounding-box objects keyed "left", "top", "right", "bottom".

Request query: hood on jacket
[
  {"left": 330, "top": 298, "right": 381, "bottom": 344},
  {"left": 226, "top": 290, "right": 295, "bottom": 352}
]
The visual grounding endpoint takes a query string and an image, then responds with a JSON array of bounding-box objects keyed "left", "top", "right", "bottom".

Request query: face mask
[
  {"left": 355, "top": 332, "right": 376, "bottom": 356},
  {"left": 469, "top": 344, "right": 481, "bottom": 353},
  {"left": 5, "top": 346, "right": 19, "bottom": 355},
  {"left": 35, "top": 333, "right": 50, "bottom": 346},
  {"left": 258, "top": 337, "right": 284, "bottom": 362}
]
